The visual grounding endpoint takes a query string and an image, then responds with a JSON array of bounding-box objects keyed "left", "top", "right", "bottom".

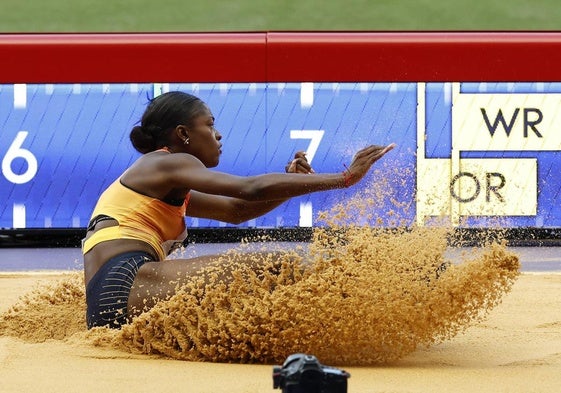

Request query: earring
[{"left": 183, "top": 137, "right": 190, "bottom": 145}]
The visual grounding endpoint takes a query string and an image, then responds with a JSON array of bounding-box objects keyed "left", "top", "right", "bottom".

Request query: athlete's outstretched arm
[
  {"left": 184, "top": 144, "right": 395, "bottom": 224},
  {"left": 185, "top": 150, "right": 313, "bottom": 224},
  {"left": 168, "top": 144, "right": 394, "bottom": 199}
]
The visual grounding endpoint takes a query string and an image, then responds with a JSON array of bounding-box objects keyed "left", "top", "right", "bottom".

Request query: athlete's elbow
[
  {"left": 238, "top": 179, "right": 268, "bottom": 201},
  {"left": 221, "top": 200, "right": 256, "bottom": 224}
]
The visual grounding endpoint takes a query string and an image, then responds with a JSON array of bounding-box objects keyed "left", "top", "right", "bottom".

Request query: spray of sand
[
  {"left": 0, "top": 165, "right": 520, "bottom": 365},
  {"left": 0, "top": 272, "right": 85, "bottom": 341}
]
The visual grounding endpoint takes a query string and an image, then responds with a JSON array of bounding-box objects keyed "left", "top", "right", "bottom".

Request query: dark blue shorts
[{"left": 86, "top": 251, "right": 154, "bottom": 329}]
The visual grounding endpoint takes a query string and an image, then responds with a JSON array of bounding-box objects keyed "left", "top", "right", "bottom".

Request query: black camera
[{"left": 272, "top": 353, "right": 350, "bottom": 393}]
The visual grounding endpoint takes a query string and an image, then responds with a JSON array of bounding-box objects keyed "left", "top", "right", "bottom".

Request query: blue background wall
[{"left": 1, "top": 82, "right": 559, "bottom": 229}]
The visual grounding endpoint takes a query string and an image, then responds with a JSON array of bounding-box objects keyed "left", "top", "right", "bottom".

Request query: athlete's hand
[
  {"left": 285, "top": 151, "right": 315, "bottom": 174},
  {"left": 343, "top": 143, "right": 396, "bottom": 187}
]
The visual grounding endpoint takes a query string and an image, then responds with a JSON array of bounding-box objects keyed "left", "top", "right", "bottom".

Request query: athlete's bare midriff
[{"left": 83, "top": 219, "right": 158, "bottom": 287}]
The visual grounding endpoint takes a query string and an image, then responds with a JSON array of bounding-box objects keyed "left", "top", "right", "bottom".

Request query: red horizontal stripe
[
  {"left": 0, "top": 32, "right": 560, "bottom": 83},
  {"left": 0, "top": 33, "right": 267, "bottom": 83}
]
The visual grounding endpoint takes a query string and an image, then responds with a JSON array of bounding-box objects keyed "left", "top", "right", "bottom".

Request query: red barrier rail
[
  {"left": 0, "top": 33, "right": 267, "bottom": 83},
  {"left": 1, "top": 32, "right": 561, "bottom": 83}
]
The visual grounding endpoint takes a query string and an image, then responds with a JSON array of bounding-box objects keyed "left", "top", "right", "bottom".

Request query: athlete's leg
[{"left": 127, "top": 251, "right": 302, "bottom": 318}]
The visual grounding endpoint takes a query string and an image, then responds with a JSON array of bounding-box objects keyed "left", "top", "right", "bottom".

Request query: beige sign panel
[
  {"left": 417, "top": 158, "right": 537, "bottom": 220},
  {"left": 416, "top": 83, "right": 540, "bottom": 225},
  {"left": 452, "top": 92, "right": 561, "bottom": 151}
]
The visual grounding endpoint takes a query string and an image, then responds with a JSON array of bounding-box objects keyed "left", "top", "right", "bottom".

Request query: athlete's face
[{"left": 186, "top": 105, "right": 222, "bottom": 168}]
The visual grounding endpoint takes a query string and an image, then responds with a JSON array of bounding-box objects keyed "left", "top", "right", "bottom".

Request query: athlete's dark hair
[{"left": 129, "top": 91, "right": 206, "bottom": 154}]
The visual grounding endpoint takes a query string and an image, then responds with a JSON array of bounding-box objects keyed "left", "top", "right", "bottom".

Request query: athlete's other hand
[
  {"left": 343, "top": 143, "right": 396, "bottom": 187},
  {"left": 285, "top": 151, "right": 315, "bottom": 174}
]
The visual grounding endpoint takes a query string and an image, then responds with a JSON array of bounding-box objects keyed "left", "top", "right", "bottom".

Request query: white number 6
[{"left": 2, "top": 131, "right": 38, "bottom": 184}]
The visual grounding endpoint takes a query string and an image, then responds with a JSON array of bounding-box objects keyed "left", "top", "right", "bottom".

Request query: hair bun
[{"left": 130, "top": 125, "right": 157, "bottom": 154}]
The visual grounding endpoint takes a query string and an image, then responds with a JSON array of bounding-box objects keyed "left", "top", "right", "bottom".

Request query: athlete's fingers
[
  {"left": 285, "top": 160, "right": 297, "bottom": 173},
  {"left": 286, "top": 158, "right": 314, "bottom": 174},
  {"left": 286, "top": 151, "right": 315, "bottom": 173},
  {"left": 365, "top": 143, "right": 396, "bottom": 162},
  {"left": 296, "top": 158, "right": 314, "bottom": 173}
]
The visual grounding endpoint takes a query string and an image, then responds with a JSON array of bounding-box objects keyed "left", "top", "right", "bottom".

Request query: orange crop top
[{"left": 82, "top": 179, "right": 189, "bottom": 260}]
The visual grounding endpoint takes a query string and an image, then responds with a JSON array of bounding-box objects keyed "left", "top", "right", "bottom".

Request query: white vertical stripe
[
  {"left": 248, "top": 83, "right": 257, "bottom": 95},
  {"left": 536, "top": 82, "right": 545, "bottom": 92},
  {"left": 13, "top": 204, "right": 26, "bottom": 228},
  {"left": 219, "top": 83, "right": 229, "bottom": 96},
  {"left": 44, "top": 217, "right": 52, "bottom": 228},
  {"left": 129, "top": 83, "right": 139, "bottom": 93},
  {"left": 300, "top": 82, "right": 314, "bottom": 108},
  {"left": 416, "top": 82, "right": 426, "bottom": 226},
  {"left": 299, "top": 201, "right": 313, "bottom": 227},
  {"left": 72, "top": 216, "right": 80, "bottom": 228},
  {"left": 72, "top": 84, "right": 81, "bottom": 94},
  {"left": 13, "top": 84, "right": 27, "bottom": 109},
  {"left": 102, "top": 84, "right": 110, "bottom": 94},
  {"left": 45, "top": 84, "right": 54, "bottom": 95},
  {"left": 153, "top": 83, "right": 169, "bottom": 97},
  {"left": 450, "top": 83, "right": 462, "bottom": 226},
  {"left": 443, "top": 82, "right": 452, "bottom": 106}
]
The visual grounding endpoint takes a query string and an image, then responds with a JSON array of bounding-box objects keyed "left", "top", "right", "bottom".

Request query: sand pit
[
  {"left": 0, "top": 268, "right": 560, "bottom": 393},
  {"left": 2, "top": 172, "right": 560, "bottom": 392}
]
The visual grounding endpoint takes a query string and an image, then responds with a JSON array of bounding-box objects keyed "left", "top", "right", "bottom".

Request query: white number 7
[{"left": 289, "top": 130, "right": 324, "bottom": 163}]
